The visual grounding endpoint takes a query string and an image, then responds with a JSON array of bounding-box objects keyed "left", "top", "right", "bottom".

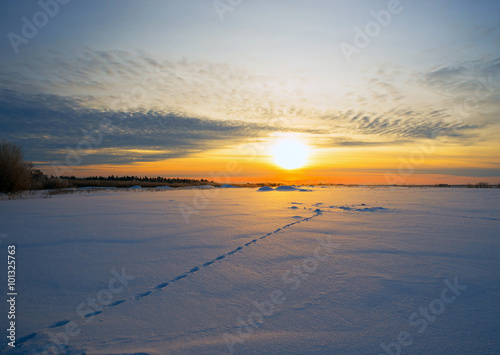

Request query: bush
[
  {"left": 29, "top": 169, "right": 69, "bottom": 190},
  {"left": 43, "top": 177, "right": 69, "bottom": 190},
  {"left": 0, "top": 141, "right": 33, "bottom": 193}
]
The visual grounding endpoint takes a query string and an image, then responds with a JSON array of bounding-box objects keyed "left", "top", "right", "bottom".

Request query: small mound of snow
[
  {"left": 289, "top": 206, "right": 299, "bottom": 209},
  {"left": 129, "top": 185, "right": 142, "bottom": 189},
  {"left": 257, "top": 186, "right": 274, "bottom": 191},
  {"left": 219, "top": 184, "right": 237, "bottom": 188},
  {"left": 155, "top": 186, "right": 173, "bottom": 189},
  {"left": 313, "top": 208, "right": 323, "bottom": 214},
  {"left": 275, "top": 185, "right": 300, "bottom": 191}
]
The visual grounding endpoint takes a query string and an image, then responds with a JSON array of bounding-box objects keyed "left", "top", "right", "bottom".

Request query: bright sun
[{"left": 271, "top": 139, "right": 309, "bottom": 170}]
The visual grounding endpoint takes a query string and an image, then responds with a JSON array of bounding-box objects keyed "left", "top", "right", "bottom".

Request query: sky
[{"left": 0, "top": 0, "right": 499, "bottom": 184}]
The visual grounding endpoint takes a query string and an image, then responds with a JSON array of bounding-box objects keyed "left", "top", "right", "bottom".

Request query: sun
[{"left": 271, "top": 139, "right": 309, "bottom": 170}]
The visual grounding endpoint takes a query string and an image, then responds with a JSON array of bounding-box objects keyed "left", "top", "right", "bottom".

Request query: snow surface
[
  {"left": 257, "top": 186, "right": 274, "bottom": 191},
  {"left": 275, "top": 185, "right": 301, "bottom": 191},
  {"left": 184, "top": 185, "right": 215, "bottom": 189},
  {"left": 0, "top": 187, "right": 499, "bottom": 354}
]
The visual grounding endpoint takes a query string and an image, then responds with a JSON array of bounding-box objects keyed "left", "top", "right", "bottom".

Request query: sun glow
[{"left": 271, "top": 139, "right": 309, "bottom": 170}]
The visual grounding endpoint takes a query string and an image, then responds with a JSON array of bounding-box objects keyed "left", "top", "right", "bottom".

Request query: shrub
[
  {"left": 0, "top": 140, "right": 33, "bottom": 193},
  {"left": 30, "top": 168, "right": 46, "bottom": 190},
  {"left": 29, "top": 169, "right": 69, "bottom": 190},
  {"left": 43, "top": 177, "right": 69, "bottom": 190}
]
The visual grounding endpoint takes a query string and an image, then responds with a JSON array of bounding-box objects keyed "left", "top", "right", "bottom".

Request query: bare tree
[{"left": 0, "top": 140, "right": 33, "bottom": 193}]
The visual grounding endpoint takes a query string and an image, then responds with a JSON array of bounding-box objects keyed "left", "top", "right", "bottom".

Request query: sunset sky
[{"left": 1, "top": 0, "right": 499, "bottom": 184}]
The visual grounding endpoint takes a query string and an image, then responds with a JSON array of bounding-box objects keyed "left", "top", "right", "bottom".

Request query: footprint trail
[{"left": 11, "top": 209, "right": 323, "bottom": 350}]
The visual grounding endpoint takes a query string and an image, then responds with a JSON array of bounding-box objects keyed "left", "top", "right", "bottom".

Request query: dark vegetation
[
  {"left": 0, "top": 141, "right": 216, "bottom": 193},
  {"left": 0, "top": 140, "right": 32, "bottom": 193},
  {"left": 1, "top": 140, "right": 70, "bottom": 193},
  {"left": 63, "top": 176, "right": 216, "bottom": 189}
]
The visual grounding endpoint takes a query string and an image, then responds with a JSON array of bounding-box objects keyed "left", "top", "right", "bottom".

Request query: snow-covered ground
[{"left": 1, "top": 187, "right": 499, "bottom": 354}]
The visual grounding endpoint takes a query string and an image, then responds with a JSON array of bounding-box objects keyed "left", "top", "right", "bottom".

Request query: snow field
[{"left": 0, "top": 187, "right": 498, "bottom": 354}]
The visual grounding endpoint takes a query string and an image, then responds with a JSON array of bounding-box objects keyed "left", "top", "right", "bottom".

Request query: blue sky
[{"left": 1, "top": 0, "right": 499, "bottom": 182}]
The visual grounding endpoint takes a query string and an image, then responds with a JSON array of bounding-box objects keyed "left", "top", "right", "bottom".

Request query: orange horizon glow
[
  {"left": 39, "top": 161, "right": 499, "bottom": 186},
  {"left": 37, "top": 136, "right": 500, "bottom": 186}
]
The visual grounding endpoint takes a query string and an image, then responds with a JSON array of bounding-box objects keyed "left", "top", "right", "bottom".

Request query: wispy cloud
[
  {"left": 417, "top": 57, "right": 500, "bottom": 108},
  {"left": 0, "top": 89, "right": 320, "bottom": 165},
  {"left": 0, "top": 49, "right": 321, "bottom": 124},
  {"left": 320, "top": 108, "right": 480, "bottom": 144}
]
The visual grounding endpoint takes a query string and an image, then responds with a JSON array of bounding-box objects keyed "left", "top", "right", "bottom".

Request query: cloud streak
[
  {"left": 0, "top": 89, "right": 322, "bottom": 165},
  {"left": 320, "top": 108, "right": 480, "bottom": 145}
]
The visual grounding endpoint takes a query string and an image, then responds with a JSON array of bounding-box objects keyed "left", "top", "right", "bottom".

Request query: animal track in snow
[{"left": 10, "top": 208, "right": 323, "bottom": 350}]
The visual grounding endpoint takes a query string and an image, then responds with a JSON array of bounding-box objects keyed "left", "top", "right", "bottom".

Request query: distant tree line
[
  {"left": 467, "top": 182, "right": 494, "bottom": 188},
  {"left": 61, "top": 175, "right": 210, "bottom": 183}
]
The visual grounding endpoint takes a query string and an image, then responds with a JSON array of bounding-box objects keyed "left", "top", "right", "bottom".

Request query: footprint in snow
[
  {"left": 135, "top": 291, "right": 151, "bottom": 299},
  {"left": 109, "top": 299, "right": 127, "bottom": 306},
  {"left": 49, "top": 319, "right": 70, "bottom": 328}
]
